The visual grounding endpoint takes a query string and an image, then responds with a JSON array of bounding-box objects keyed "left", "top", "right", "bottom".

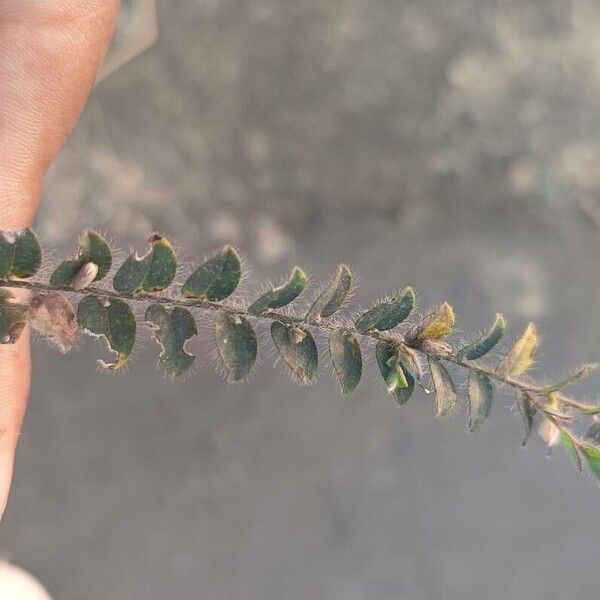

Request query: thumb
[
  {"left": 0, "top": 0, "right": 120, "bottom": 518},
  {"left": 0, "top": 0, "right": 121, "bottom": 223}
]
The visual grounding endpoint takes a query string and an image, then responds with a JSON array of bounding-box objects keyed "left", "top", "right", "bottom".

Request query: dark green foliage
[
  {"left": 146, "top": 305, "right": 197, "bottom": 378},
  {"left": 114, "top": 234, "right": 177, "bottom": 294},
  {"left": 2, "top": 227, "right": 600, "bottom": 490},
  {"left": 77, "top": 295, "right": 136, "bottom": 369},
  {"left": 181, "top": 246, "right": 241, "bottom": 301},
  {"left": 306, "top": 265, "right": 352, "bottom": 322},
  {"left": 50, "top": 229, "right": 112, "bottom": 287},
  {"left": 214, "top": 313, "right": 258, "bottom": 381},
  {"left": 0, "top": 236, "right": 12, "bottom": 278},
  {"left": 457, "top": 313, "right": 506, "bottom": 360},
  {"left": 375, "top": 341, "right": 414, "bottom": 404},
  {"left": 329, "top": 328, "right": 362, "bottom": 394},
  {"left": 0, "top": 228, "right": 42, "bottom": 279},
  {"left": 467, "top": 371, "right": 493, "bottom": 432},
  {"left": 355, "top": 287, "right": 415, "bottom": 334},
  {"left": 428, "top": 357, "right": 457, "bottom": 417},
  {"left": 271, "top": 320, "right": 318, "bottom": 383},
  {"left": 0, "top": 289, "right": 28, "bottom": 344},
  {"left": 560, "top": 431, "right": 582, "bottom": 472},
  {"left": 248, "top": 267, "right": 307, "bottom": 315},
  {"left": 515, "top": 391, "right": 537, "bottom": 446}
]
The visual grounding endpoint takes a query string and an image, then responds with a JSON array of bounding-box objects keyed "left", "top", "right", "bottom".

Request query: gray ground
[{"left": 3, "top": 1, "right": 600, "bottom": 598}]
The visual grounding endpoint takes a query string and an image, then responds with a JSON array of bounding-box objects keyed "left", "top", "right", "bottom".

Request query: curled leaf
[
  {"left": 375, "top": 341, "right": 414, "bottom": 404},
  {"left": 306, "top": 265, "right": 352, "bottom": 322},
  {"left": 50, "top": 230, "right": 112, "bottom": 287},
  {"left": 329, "top": 328, "right": 362, "bottom": 394},
  {"left": 355, "top": 287, "right": 415, "bottom": 334},
  {"left": 497, "top": 322, "right": 539, "bottom": 377},
  {"left": 77, "top": 295, "right": 136, "bottom": 370},
  {"left": 248, "top": 267, "right": 307, "bottom": 315},
  {"left": 457, "top": 313, "right": 506, "bottom": 360},
  {"left": 0, "top": 228, "right": 42, "bottom": 278},
  {"left": 515, "top": 390, "right": 537, "bottom": 446},
  {"left": 0, "top": 289, "right": 28, "bottom": 344},
  {"left": 181, "top": 245, "right": 241, "bottom": 301},
  {"left": 560, "top": 431, "right": 582, "bottom": 472},
  {"left": 467, "top": 371, "right": 493, "bottom": 432},
  {"left": 407, "top": 302, "right": 455, "bottom": 344},
  {"left": 214, "top": 313, "right": 257, "bottom": 381},
  {"left": 114, "top": 234, "right": 177, "bottom": 294},
  {"left": 271, "top": 320, "right": 317, "bottom": 383},
  {"left": 398, "top": 344, "right": 424, "bottom": 380},
  {"left": 541, "top": 363, "right": 600, "bottom": 394},
  {"left": 28, "top": 291, "right": 77, "bottom": 353},
  {"left": 428, "top": 357, "right": 457, "bottom": 417},
  {"left": 146, "top": 304, "right": 197, "bottom": 378}
]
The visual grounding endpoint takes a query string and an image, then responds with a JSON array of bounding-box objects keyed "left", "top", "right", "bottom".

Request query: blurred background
[{"left": 3, "top": 0, "right": 600, "bottom": 598}]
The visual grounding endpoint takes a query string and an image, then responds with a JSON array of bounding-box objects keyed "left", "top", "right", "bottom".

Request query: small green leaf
[
  {"left": 0, "top": 229, "right": 42, "bottom": 278},
  {"left": 248, "top": 267, "right": 307, "bottom": 315},
  {"left": 375, "top": 341, "right": 414, "bottom": 404},
  {"left": 580, "top": 443, "right": 600, "bottom": 481},
  {"left": 540, "top": 363, "right": 600, "bottom": 394},
  {"left": 355, "top": 287, "right": 415, "bottom": 334},
  {"left": 497, "top": 322, "right": 539, "bottom": 377},
  {"left": 457, "top": 313, "right": 506, "bottom": 360},
  {"left": 77, "top": 295, "right": 136, "bottom": 370},
  {"left": 145, "top": 304, "right": 197, "bottom": 378},
  {"left": 329, "top": 328, "right": 362, "bottom": 394},
  {"left": 515, "top": 390, "right": 536, "bottom": 446},
  {"left": 114, "top": 234, "right": 177, "bottom": 294},
  {"left": 0, "top": 289, "right": 28, "bottom": 344},
  {"left": 428, "top": 357, "right": 457, "bottom": 418},
  {"left": 560, "top": 431, "right": 582, "bottom": 472},
  {"left": 50, "top": 230, "right": 112, "bottom": 287},
  {"left": 306, "top": 265, "right": 352, "bottom": 322},
  {"left": 12, "top": 229, "right": 43, "bottom": 278},
  {"left": 181, "top": 245, "right": 241, "bottom": 301},
  {"left": 467, "top": 371, "right": 493, "bottom": 432},
  {"left": 271, "top": 320, "right": 318, "bottom": 384},
  {"left": 214, "top": 313, "right": 258, "bottom": 381},
  {"left": 0, "top": 235, "right": 15, "bottom": 278}
]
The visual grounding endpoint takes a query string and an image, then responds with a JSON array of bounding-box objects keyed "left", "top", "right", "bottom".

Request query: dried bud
[
  {"left": 72, "top": 261, "right": 99, "bottom": 291},
  {"left": 289, "top": 326, "right": 307, "bottom": 344},
  {"left": 538, "top": 417, "right": 560, "bottom": 447},
  {"left": 28, "top": 291, "right": 77, "bottom": 353}
]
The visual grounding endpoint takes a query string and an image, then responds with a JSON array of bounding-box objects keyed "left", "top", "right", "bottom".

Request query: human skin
[{"left": 0, "top": 0, "right": 121, "bottom": 519}]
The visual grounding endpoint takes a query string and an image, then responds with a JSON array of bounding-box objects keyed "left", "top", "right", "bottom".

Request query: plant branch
[{"left": 0, "top": 277, "right": 582, "bottom": 417}]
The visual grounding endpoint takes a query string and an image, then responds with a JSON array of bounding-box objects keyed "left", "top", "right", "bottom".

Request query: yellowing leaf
[
  {"left": 407, "top": 302, "right": 455, "bottom": 344},
  {"left": 497, "top": 322, "right": 539, "bottom": 377}
]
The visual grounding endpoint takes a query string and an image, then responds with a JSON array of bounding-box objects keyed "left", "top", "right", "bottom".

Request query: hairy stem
[{"left": 0, "top": 277, "right": 562, "bottom": 413}]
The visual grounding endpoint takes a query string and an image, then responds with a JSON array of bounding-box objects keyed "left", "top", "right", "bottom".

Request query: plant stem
[{"left": 0, "top": 278, "right": 572, "bottom": 412}]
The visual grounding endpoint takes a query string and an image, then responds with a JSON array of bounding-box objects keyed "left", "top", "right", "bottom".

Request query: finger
[
  {"left": 0, "top": 0, "right": 121, "bottom": 518},
  {"left": 0, "top": 0, "right": 121, "bottom": 223},
  {"left": 0, "top": 332, "right": 30, "bottom": 518}
]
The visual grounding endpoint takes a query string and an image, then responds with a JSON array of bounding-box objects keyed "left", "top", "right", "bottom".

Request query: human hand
[{"left": 0, "top": 0, "right": 120, "bottom": 519}]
